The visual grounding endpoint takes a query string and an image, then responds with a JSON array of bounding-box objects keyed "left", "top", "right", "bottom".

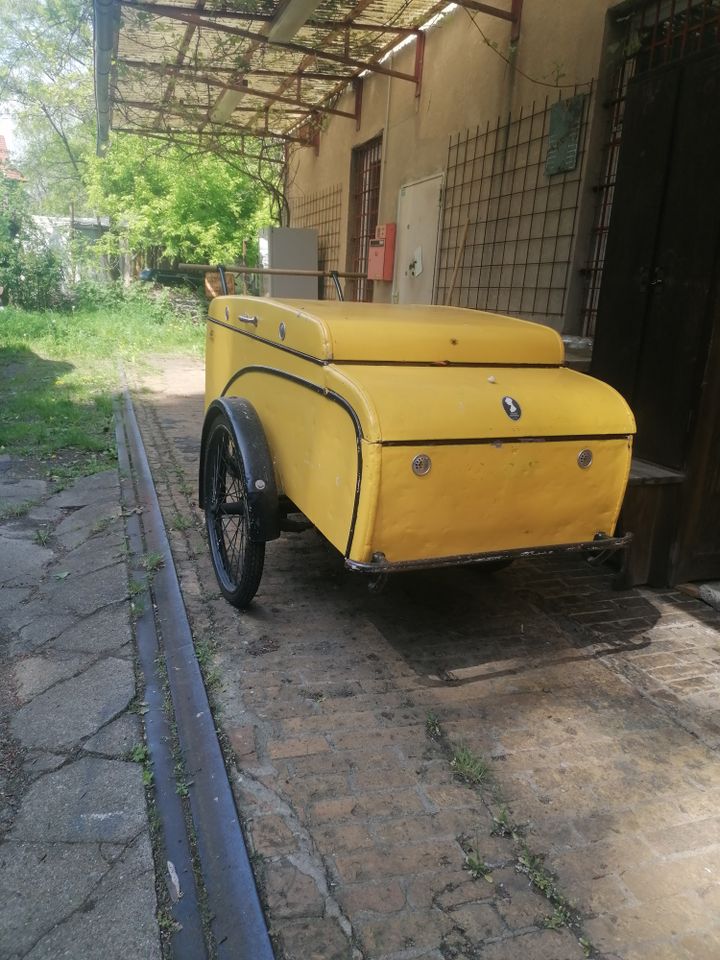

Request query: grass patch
[
  {"left": 0, "top": 500, "right": 34, "bottom": 520},
  {"left": 194, "top": 636, "right": 216, "bottom": 670},
  {"left": 450, "top": 745, "right": 490, "bottom": 785},
  {"left": 141, "top": 551, "right": 165, "bottom": 573},
  {"left": 128, "top": 577, "right": 145, "bottom": 597},
  {"left": 129, "top": 743, "right": 150, "bottom": 763},
  {"left": 0, "top": 292, "right": 204, "bottom": 476}
]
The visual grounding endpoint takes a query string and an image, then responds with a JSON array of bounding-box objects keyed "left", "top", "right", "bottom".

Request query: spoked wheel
[{"left": 203, "top": 414, "right": 265, "bottom": 608}]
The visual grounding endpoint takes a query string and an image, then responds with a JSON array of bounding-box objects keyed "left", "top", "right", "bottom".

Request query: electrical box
[
  {"left": 258, "top": 227, "right": 319, "bottom": 298},
  {"left": 367, "top": 223, "right": 396, "bottom": 282}
]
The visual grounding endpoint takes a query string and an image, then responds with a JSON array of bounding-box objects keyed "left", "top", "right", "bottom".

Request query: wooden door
[
  {"left": 669, "top": 56, "right": 720, "bottom": 582},
  {"left": 673, "top": 289, "right": 720, "bottom": 583},
  {"left": 591, "top": 50, "right": 720, "bottom": 582},
  {"left": 590, "top": 67, "right": 680, "bottom": 408},
  {"left": 632, "top": 54, "right": 720, "bottom": 469}
]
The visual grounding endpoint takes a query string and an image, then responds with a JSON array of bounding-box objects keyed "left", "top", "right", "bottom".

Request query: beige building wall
[{"left": 287, "top": 0, "right": 620, "bottom": 332}]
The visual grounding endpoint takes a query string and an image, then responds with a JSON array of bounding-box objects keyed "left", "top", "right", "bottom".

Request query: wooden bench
[{"left": 615, "top": 458, "right": 685, "bottom": 587}]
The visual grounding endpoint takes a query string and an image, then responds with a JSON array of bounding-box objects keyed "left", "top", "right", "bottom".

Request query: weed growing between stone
[
  {"left": 0, "top": 500, "right": 34, "bottom": 521},
  {"left": 171, "top": 513, "right": 192, "bottom": 531},
  {"left": 426, "top": 712, "right": 597, "bottom": 957},
  {"left": 450, "top": 744, "right": 490, "bottom": 785},
  {"left": 141, "top": 551, "right": 165, "bottom": 574}
]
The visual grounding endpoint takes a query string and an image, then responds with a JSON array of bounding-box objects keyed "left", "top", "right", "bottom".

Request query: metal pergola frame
[{"left": 94, "top": 0, "right": 523, "bottom": 150}]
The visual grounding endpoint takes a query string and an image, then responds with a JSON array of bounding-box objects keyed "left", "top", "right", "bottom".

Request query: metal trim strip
[
  {"left": 380, "top": 433, "right": 634, "bottom": 447},
  {"left": 221, "top": 364, "right": 364, "bottom": 558},
  {"left": 345, "top": 533, "right": 633, "bottom": 572}
]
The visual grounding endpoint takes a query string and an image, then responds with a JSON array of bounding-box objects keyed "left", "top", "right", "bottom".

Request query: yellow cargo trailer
[{"left": 200, "top": 297, "right": 634, "bottom": 607}]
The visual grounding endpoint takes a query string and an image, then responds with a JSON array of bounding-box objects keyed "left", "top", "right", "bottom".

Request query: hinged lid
[{"left": 215, "top": 297, "right": 564, "bottom": 366}]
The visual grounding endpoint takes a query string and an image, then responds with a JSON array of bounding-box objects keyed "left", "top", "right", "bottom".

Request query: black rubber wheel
[{"left": 203, "top": 414, "right": 265, "bottom": 608}]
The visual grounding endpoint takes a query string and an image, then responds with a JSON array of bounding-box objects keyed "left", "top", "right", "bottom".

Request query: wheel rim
[{"left": 207, "top": 425, "right": 250, "bottom": 592}]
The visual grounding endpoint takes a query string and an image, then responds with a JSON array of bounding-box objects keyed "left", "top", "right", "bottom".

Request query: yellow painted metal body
[{"left": 205, "top": 297, "right": 635, "bottom": 566}]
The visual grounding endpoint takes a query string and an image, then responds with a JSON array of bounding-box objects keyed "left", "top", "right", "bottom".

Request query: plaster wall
[{"left": 287, "top": 0, "right": 620, "bottom": 329}]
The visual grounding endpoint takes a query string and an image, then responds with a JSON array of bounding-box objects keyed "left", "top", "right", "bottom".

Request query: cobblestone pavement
[
  {"left": 0, "top": 459, "right": 160, "bottom": 960},
  {"left": 133, "top": 356, "right": 720, "bottom": 960}
]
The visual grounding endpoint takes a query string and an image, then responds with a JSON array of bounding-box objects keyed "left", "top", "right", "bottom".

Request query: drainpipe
[
  {"left": 94, "top": 0, "right": 118, "bottom": 153},
  {"left": 378, "top": 51, "right": 393, "bottom": 219}
]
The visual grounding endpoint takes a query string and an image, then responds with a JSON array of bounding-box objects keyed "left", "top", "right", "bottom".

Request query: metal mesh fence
[
  {"left": 290, "top": 183, "right": 343, "bottom": 299},
  {"left": 436, "top": 91, "right": 590, "bottom": 326}
]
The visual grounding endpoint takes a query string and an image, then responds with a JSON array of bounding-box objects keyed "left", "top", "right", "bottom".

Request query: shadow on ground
[{"left": 0, "top": 347, "right": 114, "bottom": 470}]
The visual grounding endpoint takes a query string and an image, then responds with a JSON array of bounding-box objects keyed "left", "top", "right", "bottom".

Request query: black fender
[{"left": 199, "top": 397, "right": 281, "bottom": 542}]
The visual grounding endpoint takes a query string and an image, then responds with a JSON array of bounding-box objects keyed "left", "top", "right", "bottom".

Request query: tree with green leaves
[
  {"left": 0, "top": 177, "right": 65, "bottom": 308},
  {"left": 85, "top": 135, "right": 271, "bottom": 266},
  {"left": 0, "top": 0, "right": 95, "bottom": 214},
  {"left": 0, "top": 0, "right": 279, "bottom": 264}
]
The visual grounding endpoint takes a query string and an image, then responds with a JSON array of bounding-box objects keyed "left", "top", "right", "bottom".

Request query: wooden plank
[
  {"left": 617, "top": 482, "right": 680, "bottom": 587},
  {"left": 628, "top": 458, "right": 684, "bottom": 485}
]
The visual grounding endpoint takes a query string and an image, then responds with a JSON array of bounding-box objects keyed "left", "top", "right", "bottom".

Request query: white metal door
[{"left": 392, "top": 173, "right": 444, "bottom": 304}]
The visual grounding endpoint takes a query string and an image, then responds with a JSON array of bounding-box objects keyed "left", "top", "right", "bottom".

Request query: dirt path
[{"left": 132, "top": 355, "right": 720, "bottom": 960}]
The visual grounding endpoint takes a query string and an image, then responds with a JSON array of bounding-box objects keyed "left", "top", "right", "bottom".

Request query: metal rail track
[{"left": 115, "top": 385, "right": 275, "bottom": 960}]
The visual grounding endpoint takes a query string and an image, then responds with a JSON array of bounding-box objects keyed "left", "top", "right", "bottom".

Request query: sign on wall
[{"left": 546, "top": 94, "right": 587, "bottom": 176}]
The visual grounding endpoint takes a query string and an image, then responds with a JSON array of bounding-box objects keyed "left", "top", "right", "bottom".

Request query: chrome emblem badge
[{"left": 502, "top": 396, "right": 521, "bottom": 421}]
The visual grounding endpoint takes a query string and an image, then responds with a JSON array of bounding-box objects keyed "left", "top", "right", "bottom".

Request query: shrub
[{"left": 0, "top": 180, "right": 66, "bottom": 310}]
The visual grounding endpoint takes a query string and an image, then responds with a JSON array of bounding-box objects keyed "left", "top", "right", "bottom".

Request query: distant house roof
[{"left": 0, "top": 135, "right": 25, "bottom": 182}]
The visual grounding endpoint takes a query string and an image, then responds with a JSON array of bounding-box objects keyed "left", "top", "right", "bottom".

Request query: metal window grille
[
  {"left": 581, "top": 0, "right": 720, "bottom": 335},
  {"left": 348, "top": 135, "right": 382, "bottom": 302},
  {"left": 436, "top": 92, "right": 589, "bottom": 325},
  {"left": 290, "top": 184, "right": 342, "bottom": 299}
]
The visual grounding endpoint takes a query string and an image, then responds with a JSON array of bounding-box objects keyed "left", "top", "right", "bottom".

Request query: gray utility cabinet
[{"left": 259, "top": 227, "right": 319, "bottom": 299}]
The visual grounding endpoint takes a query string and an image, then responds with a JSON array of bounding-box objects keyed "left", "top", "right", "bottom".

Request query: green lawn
[{"left": 0, "top": 291, "right": 205, "bottom": 480}]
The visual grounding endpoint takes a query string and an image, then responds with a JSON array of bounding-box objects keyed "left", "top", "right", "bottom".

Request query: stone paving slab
[
  {"left": 0, "top": 477, "right": 48, "bottom": 511},
  {"left": 50, "top": 602, "right": 132, "bottom": 654},
  {"left": 0, "top": 536, "right": 53, "bottom": 587},
  {"left": 11, "top": 757, "right": 147, "bottom": 843},
  {"left": 11, "top": 658, "right": 135, "bottom": 751},
  {"left": 13, "top": 653, "right": 91, "bottom": 702},
  {"left": 132, "top": 356, "right": 720, "bottom": 960},
  {"left": 0, "top": 461, "right": 161, "bottom": 960}
]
